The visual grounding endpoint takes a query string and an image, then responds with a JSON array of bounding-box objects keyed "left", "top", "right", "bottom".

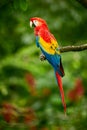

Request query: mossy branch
[{"left": 60, "top": 43, "right": 87, "bottom": 52}]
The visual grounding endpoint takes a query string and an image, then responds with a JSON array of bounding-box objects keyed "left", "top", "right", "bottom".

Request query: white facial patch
[{"left": 33, "top": 20, "right": 38, "bottom": 26}]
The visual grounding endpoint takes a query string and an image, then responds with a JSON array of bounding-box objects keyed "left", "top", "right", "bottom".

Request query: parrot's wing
[
  {"left": 38, "top": 29, "right": 60, "bottom": 55},
  {"left": 37, "top": 29, "right": 65, "bottom": 77},
  {"left": 58, "top": 57, "right": 65, "bottom": 77}
]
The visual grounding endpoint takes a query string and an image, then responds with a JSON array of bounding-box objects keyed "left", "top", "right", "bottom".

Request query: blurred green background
[{"left": 0, "top": 0, "right": 87, "bottom": 129}]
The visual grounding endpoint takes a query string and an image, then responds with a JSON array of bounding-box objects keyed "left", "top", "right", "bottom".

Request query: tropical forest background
[{"left": 0, "top": 0, "right": 87, "bottom": 130}]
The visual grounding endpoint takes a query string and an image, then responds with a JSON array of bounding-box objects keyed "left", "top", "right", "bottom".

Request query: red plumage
[
  {"left": 55, "top": 72, "right": 66, "bottom": 113},
  {"left": 39, "top": 28, "right": 57, "bottom": 43}
]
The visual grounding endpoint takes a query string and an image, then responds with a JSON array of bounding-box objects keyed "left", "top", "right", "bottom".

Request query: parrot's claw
[{"left": 40, "top": 54, "right": 46, "bottom": 61}]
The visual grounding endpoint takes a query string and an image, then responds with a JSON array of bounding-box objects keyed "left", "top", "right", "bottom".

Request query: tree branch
[
  {"left": 40, "top": 44, "right": 87, "bottom": 61},
  {"left": 60, "top": 43, "right": 87, "bottom": 52}
]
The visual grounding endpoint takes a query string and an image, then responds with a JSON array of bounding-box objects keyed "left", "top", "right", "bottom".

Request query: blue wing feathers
[{"left": 40, "top": 48, "right": 64, "bottom": 77}]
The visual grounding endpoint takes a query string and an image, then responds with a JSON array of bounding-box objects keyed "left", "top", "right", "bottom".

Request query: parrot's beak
[
  {"left": 30, "top": 21, "right": 33, "bottom": 28},
  {"left": 30, "top": 21, "right": 36, "bottom": 28}
]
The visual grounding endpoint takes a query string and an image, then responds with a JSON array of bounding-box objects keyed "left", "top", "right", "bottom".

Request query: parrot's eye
[{"left": 33, "top": 20, "right": 38, "bottom": 27}]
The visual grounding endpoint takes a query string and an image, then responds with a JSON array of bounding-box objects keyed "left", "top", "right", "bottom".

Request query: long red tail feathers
[{"left": 55, "top": 72, "right": 66, "bottom": 114}]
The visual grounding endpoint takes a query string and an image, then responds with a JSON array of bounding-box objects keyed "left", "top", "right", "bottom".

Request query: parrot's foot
[{"left": 40, "top": 54, "right": 46, "bottom": 61}]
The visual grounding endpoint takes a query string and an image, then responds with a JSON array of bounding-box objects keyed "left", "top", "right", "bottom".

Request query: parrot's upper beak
[
  {"left": 30, "top": 21, "right": 36, "bottom": 28},
  {"left": 30, "top": 21, "right": 33, "bottom": 28}
]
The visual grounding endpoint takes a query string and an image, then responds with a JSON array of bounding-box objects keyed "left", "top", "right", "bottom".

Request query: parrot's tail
[{"left": 55, "top": 72, "right": 66, "bottom": 114}]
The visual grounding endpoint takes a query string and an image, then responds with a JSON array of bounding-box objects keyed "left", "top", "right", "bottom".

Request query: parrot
[{"left": 30, "top": 17, "right": 66, "bottom": 113}]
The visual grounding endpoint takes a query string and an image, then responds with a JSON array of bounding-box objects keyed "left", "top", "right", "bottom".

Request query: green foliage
[
  {"left": 0, "top": 0, "right": 87, "bottom": 129},
  {"left": 13, "top": 0, "right": 28, "bottom": 11}
]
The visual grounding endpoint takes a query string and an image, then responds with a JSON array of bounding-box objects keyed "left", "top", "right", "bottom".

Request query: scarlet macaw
[{"left": 30, "top": 17, "right": 66, "bottom": 113}]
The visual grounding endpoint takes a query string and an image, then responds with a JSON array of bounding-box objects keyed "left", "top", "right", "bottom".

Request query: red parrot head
[{"left": 30, "top": 17, "right": 48, "bottom": 29}]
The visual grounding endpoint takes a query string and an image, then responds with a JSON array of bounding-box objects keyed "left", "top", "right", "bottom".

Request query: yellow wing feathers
[{"left": 39, "top": 37, "right": 60, "bottom": 55}]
